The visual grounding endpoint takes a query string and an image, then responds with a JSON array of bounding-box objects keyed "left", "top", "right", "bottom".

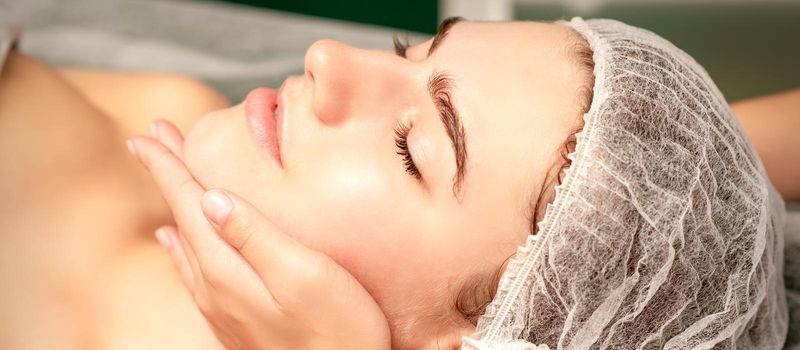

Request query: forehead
[{"left": 425, "top": 21, "right": 586, "bottom": 236}]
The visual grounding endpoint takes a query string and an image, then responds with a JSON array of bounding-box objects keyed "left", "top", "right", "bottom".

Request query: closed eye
[{"left": 393, "top": 121, "right": 422, "bottom": 180}]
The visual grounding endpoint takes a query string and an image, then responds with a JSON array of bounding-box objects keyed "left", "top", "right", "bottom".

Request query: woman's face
[{"left": 184, "top": 20, "right": 586, "bottom": 348}]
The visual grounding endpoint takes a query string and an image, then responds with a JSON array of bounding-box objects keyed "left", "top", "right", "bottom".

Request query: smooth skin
[
  {"left": 128, "top": 18, "right": 798, "bottom": 348},
  {"left": 170, "top": 20, "right": 591, "bottom": 349},
  {"left": 0, "top": 26, "right": 797, "bottom": 350},
  {"left": 160, "top": 19, "right": 800, "bottom": 348},
  {"left": 128, "top": 122, "right": 391, "bottom": 349},
  {"left": 129, "top": 83, "right": 800, "bottom": 350},
  {"left": 0, "top": 52, "right": 230, "bottom": 350}
]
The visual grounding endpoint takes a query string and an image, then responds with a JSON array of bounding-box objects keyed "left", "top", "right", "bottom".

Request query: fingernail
[
  {"left": 155, "top": 228, "right": 172, "bottom": 249},
  {"left": 149, "top": 121, "right": 160, "bottom": 138},
  {"left": 126, "top": 139, "right": 138, "bottom": 157},
  {"left": 202, "top": 190, "right": 233, "bottom": 226}
]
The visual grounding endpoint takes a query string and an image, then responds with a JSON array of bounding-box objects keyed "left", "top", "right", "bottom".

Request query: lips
[{"left": 245, "top": 87, "right": 283, "bottom": 167}]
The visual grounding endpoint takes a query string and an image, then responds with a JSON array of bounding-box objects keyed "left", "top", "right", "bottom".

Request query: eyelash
[
  {"left": 393, "top": 121, "right": 421, "bottom": 180},
  {"left": 392, "top": 34, "right": 410, "bottom": 58},
  {"left": 391, "top": 34, "right": 424, "bottom": 181}
]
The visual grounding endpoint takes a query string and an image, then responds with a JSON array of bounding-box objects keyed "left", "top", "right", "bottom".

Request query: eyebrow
[
  {"left": 429, "top": 72, "right": 467, "bottom": 199},
  {"left": 426, "top": 17, "right": 468, "bottom": 199},
  {"left": 427, "top": 16, "right": 464, "bottom": 57},
  {"left": 394, "top": 16, "right": 468, "bottom": 198}
]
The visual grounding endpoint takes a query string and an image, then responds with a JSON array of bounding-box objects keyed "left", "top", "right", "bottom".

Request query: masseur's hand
[{"left": 126, "top": 119, "right": 391, "bottom": 350}]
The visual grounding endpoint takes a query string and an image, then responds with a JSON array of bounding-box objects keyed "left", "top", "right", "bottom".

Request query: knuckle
[
  {"left": 137, "top": 142, "right": 163, "bottom": 167},
  {"left": 203, "top": 269, "right": 232, "bottom": 294},
  {"left": 222, "top": 213, "right": 256, "bottom": 251},
  {"left": 174, "top": 174, "right": 196, "bottom": 193},
  {"left": 284, "top": 259, "right": 330, "bottom": 297},
  {"left": 199, "top": 259, "right": 236, "bottom": 295},
  {"left": 193, "top": 290, "right": 215, "bottom": 315}
]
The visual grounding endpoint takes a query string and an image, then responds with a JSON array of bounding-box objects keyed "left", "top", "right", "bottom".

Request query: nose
[{"left": 304, "top": 39, "right": 414, "bottom": 125}]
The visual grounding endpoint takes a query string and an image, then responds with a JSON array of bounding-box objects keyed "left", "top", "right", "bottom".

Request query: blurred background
[{"left": 0, "top": 0, "right": 797, "bottom": 102}]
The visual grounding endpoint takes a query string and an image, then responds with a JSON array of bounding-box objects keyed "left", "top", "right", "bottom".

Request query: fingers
[
  {"left": 128, "top": 136, "right": 221, "bottom": 253},
  {"left": 130, "top": 122, "right": 274, "bottom": 311},
  {"left": 155, "top": 225, "right": 195, "bottom": 293},
  {"left": 140, "top": 120, "right": 200, "bottom": 276},
  {"left": 128, "top": 135, "right": 211, "bottom": 286},
  {"left": 200, "top": 189, "right": 324, "bottom": 300},
  {"left": 148, "top": 119, "right": 185, "bottom": 161}
]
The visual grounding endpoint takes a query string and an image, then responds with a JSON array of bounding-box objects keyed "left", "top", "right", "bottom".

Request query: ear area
[{"left": 424, "top": 322, "right": 476, "bottom": 350}]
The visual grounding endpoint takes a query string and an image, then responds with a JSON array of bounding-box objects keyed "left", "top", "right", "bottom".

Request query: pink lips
[{"left": 245, "top": 87, "right": 283, "bottom": 167}]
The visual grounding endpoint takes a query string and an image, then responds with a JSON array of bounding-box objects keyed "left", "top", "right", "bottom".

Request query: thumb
[{"left": 200, "top": 189, "right": 323, "bottom": 299}]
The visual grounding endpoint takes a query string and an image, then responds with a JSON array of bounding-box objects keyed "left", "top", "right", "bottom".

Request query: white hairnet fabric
[{"left": 463, "top": 17, "right": 788, "bottom": 349}]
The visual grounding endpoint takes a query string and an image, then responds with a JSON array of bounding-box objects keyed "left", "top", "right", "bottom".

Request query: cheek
[
  {"left": 184, "top": 109, "right": 240, "bottom": 184},
  {"left": 183, "top": 107, "right": 275, "bottom": 195},
  {"left": 285, "top": 155, "right": 422, "bottom": 279},
  {"left": 183, "top": 113, "right": 448, "bottom": 298}
]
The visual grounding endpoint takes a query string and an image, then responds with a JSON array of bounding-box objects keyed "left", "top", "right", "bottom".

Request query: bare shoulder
[
  {"left": 0, "top": 52, "right": 223, "bottom": 349},
  {"left": 58, "top": 68, "right": 231, "bottom": 137}
]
